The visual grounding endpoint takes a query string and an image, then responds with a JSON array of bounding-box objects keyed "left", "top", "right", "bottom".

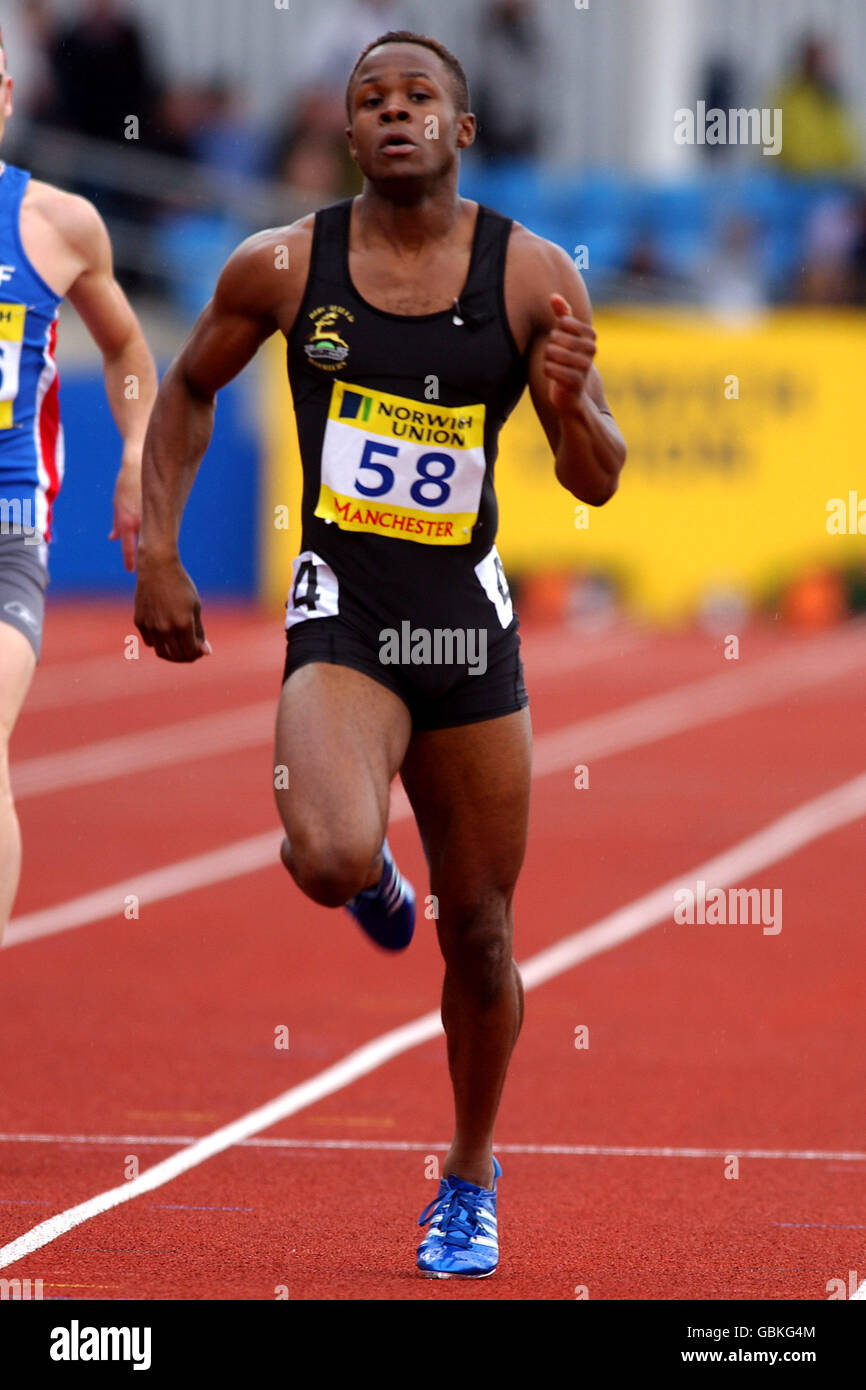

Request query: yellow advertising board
[
  {"left": 261, "top": 311, "right": 866, "bottom": 622},
  {"left": 261, "top": 335, "right": 304, "bottom": 615}
]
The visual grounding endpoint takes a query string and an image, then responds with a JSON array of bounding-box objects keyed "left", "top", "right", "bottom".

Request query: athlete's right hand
[{"left": 134, "top": 552, "right": 212, "bottom": 662}]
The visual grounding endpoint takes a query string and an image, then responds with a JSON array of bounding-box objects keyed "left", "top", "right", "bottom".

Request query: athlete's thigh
[
  {"left": 0, "top": 620, "right": 37, "bottom": 749},
  {"left": 399, "top": 708, "right": 532, "bottom": 902},
  {"left": 275, "top": 662, "right": 412, "bottom": 849}
]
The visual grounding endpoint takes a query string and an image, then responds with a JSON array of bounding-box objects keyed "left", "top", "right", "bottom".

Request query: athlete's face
[{"left": 346, "top": 43, "right": 475, "bottom": 187}]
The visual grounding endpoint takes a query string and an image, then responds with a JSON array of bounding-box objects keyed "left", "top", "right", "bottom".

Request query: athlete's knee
[{"left": 281, "top": 829, "right": 376, "bottom": 908}]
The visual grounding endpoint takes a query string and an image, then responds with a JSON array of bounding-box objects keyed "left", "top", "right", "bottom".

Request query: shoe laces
[{"left": 418, "top": 1181, "right": 491, "bottom": 1250}]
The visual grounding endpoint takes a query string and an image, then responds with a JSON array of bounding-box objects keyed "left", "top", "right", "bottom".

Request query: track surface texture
[{"left": 2, "top": 601, "right": 864, "bottom": 1301}]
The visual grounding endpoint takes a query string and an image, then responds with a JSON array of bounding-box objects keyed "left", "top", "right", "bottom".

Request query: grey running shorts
[{"left": 0, "top": 529, "right": 49, "bottom": 660}]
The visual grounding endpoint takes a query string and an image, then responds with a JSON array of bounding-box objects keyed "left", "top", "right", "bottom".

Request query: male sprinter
[
  {"left": 0, "top": 27, "right": 157, "bottom": 942},
  {"left": 134, "top": 32, "right": 625, "bottom": 1278}
]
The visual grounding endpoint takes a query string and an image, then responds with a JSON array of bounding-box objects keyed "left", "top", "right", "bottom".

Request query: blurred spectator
[
  {"left": 472, "top": 1, "right": 542, "bottom": 159},
  {"left": 50, "top": 0, "right": 157, "bottom": 144},
  {"left": 850, "top": 192, "right": 866, "bottom": 305},
  {"left": 6, "top": 0, "right": 60, "bottom": 123},
  {"left": 699, "top": 58, "right": 740, "bottom": 162},
  {"left": 796, "top": 192, "right": 859, "bottom": 303},
  {"left": 278, "top": 128, "right": 356, "bottom": 205},
  {"left": 147, "top": 86, "right": 199, "bottom": 163},
  {"left": 271, "top": 89, "right": 361, "bottom": 203},
  {"left": 697, "top": 217, "right": 767, "bottom": 320},
  {"left": 270, "top": 0, "right": 417, "bottom": 202},
  {"left": 44, "top": 0, "right": 161, "bottom": 292},
  {"left": 301, "top": 0, "right": 417, "bottom": 91},
  {"left": 188, "top": 80, "right": 269, "bottom": 182},
  {"left": 617, "top": 233, "right": 683, "bottom": 304},
  {"left": 770, "top": 36, "right": 860, "bottom": 175}
]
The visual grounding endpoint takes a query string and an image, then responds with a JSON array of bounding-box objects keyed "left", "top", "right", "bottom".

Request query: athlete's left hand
[
  {"left": 544, "top": 294, "right": 597, "bottom": 417},
  {"left": 110, "top": 453, "right": 142, "bottom": 573}
]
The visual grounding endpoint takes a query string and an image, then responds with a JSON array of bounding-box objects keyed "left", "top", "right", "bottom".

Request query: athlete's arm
[
  {"left": 521, "top": 237, "right": 626, "bottom": 506},
  {"left": 134, "top": 222, "right": 311, "bottom": 663},
  {"left": 55, "top": 192, "right": 159, "bottom": 570}
]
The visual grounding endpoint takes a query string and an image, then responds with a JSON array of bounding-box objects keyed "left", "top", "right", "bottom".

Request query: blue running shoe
[
  {"left": 416, "top": 1157, "right": 502, "bottom": 1278},
  {"left": 344, "top": 838, "right": 415, "bottom": 951}
]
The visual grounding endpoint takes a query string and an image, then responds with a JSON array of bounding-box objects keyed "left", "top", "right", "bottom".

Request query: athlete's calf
[{"left": 436, "top": 890, "right": 518, "bottom": 1012}]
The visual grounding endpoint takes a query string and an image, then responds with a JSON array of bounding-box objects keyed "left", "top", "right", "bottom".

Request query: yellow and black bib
[{"left": 286, "top": 197, "right": 527, "bottom": 620}]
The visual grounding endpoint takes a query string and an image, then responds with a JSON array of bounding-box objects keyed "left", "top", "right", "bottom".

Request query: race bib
[
  {"left": 0, "top": 303, "right": 26, "bottom": 430},
  {"left": 315, "top": 381, "right": 486, "bottom": 546},
  {"left": 284, "top": 550, "right": 340, "bottom": 630}
]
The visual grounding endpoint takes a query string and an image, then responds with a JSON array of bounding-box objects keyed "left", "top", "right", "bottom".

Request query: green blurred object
[{"left": 845, "top": 566, "right": 866, "bottom": 613}]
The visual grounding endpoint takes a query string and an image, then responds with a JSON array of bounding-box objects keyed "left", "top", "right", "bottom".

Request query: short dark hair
[{"left": 345, "top": 31, "right": 470, "bottom": 119}]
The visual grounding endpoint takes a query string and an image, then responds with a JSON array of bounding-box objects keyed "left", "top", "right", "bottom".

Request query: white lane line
[
  {"left": 11, "top": 622, "right": 866, "bottom": 801},
  {"left": 4, "top": 833, "right": 283, "bottom": 948},
  {"left": 2, "top": 768, "right": 866, "bottom": 1270},
  {"left": 1, "top": 1134, "right": 865, "bottom": 1162},
  {"left": 30, "top": 621, "right": 636, "bottom": 704},
  {"left": 7, "top": 626, "right": 866, "bottom": 948},
  {"left": 521, "top": 625, "right": 648, "bottom": 678},
  {"left": 11, "top": 702, "right": 275, "bottom": 799},
  {"left": 531, "top": 625, "right": 866, "bottom": 776},
  {"left": 11, "top": 634, "right": 641, "bottom": 798},
  {"left": 0, "top": 1014, "right": 439, "bottom": 1269},
  {"left": 520, "top": 770, "right": 866, "bottom": 991},
  {"left": 27, "top": 633, "right": 282, "bottom": 712},
  {"left": 13, "top": 631, "right": 647, "bottom": 798}
]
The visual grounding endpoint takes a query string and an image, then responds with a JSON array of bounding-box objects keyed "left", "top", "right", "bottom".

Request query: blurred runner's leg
[{"left": 0, "top": 622, "right": 37, "bottom": 940}]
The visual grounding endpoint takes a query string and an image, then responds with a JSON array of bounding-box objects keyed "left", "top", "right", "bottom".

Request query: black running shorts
[{"left": 282, "top": 614, "right": 528, "bottom": 733}]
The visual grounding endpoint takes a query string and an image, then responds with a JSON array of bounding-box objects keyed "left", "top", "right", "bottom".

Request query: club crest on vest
[{"left": 304, "top": 305, "right": 353, "bottom": 370}]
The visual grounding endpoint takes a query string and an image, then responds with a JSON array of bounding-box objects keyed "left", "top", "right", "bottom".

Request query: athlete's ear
[
  {"left": 456, "top": 112, "right": 476, "bottom": 150},
  {"left": 345, "top": 125, "right": 358, "bottom": 162},
  {"left": 3, "top": 75, "right": 13, "bottom": 119}
]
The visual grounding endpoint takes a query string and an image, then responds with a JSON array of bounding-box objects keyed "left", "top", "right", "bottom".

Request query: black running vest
[{"left": 285, "top": 198, "right": 528, "bottom": 623}]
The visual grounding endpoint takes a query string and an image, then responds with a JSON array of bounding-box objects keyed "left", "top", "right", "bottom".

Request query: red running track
[{"left": 1, "top": 601, "right": 865, "bottom": 1300}]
